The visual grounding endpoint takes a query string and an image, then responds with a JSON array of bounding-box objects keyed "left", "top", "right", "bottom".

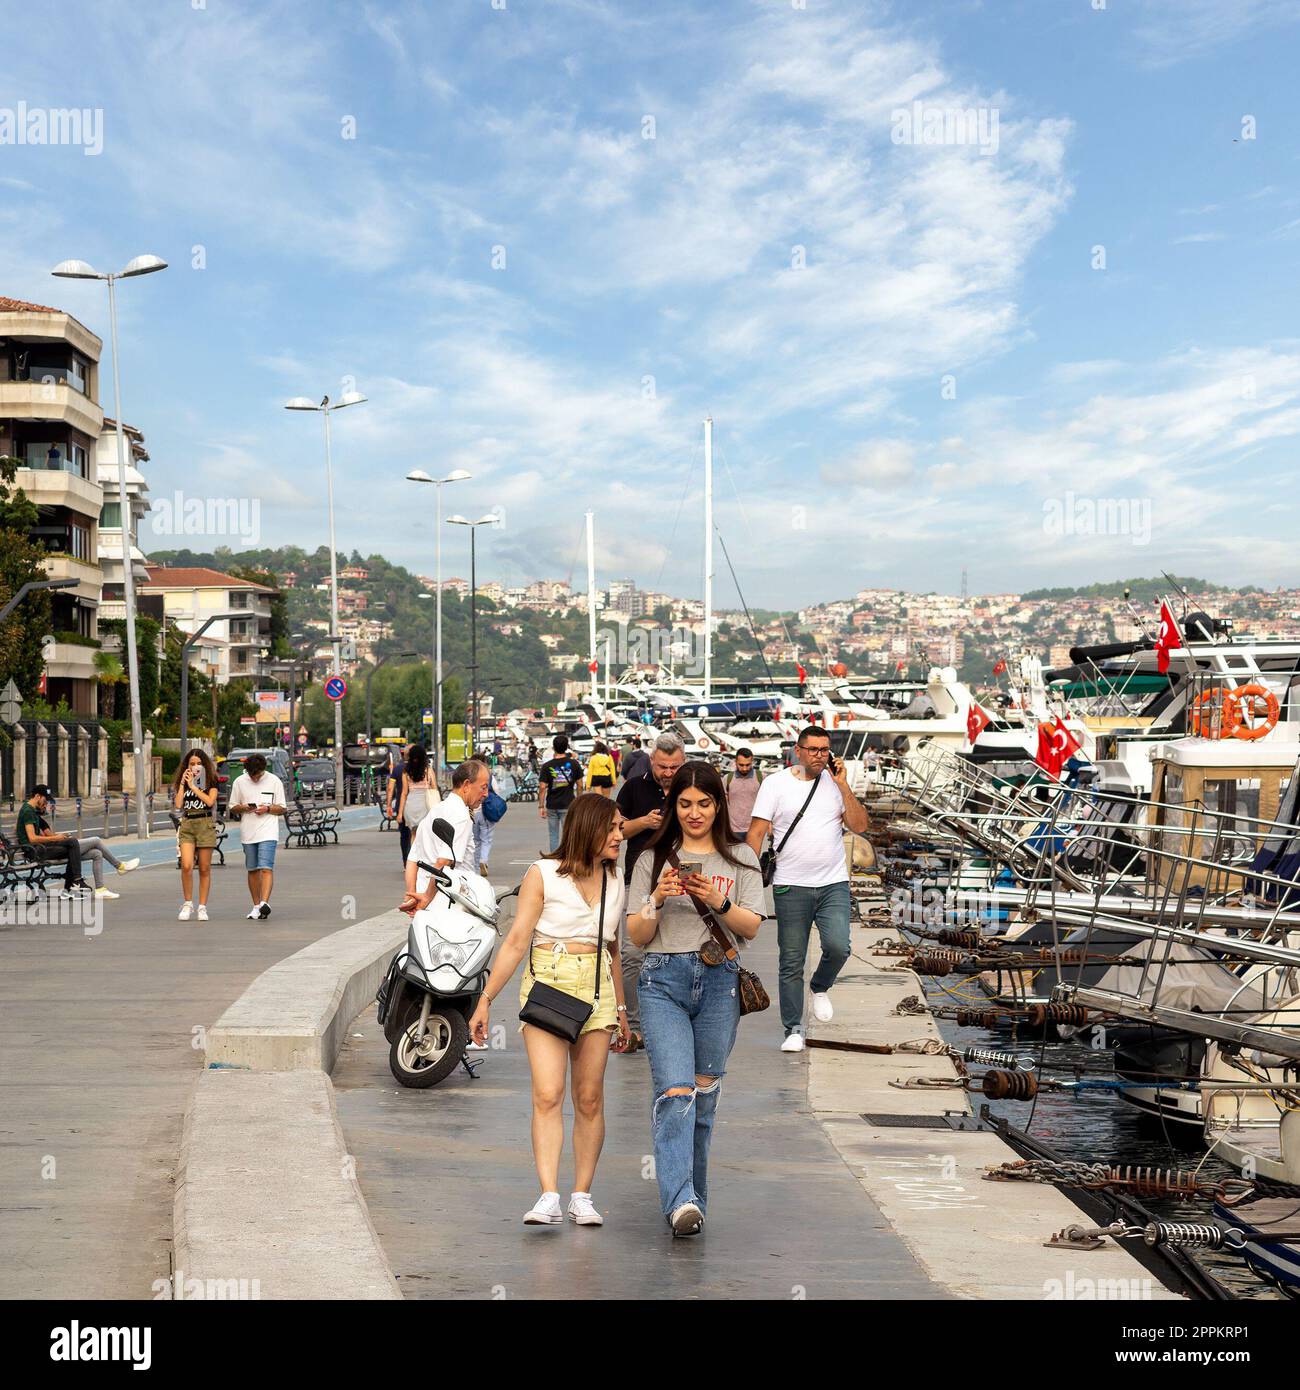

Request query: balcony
[
  {"left": 13, "top": 465, "right": 103, "bottom": 521},
  {"left": 0, "top": 380, "right": 102, "bottom": 438},
  {"left": 42, "top": 554, "right": 103, "bottom": 603},
  {"left": 43, "top": 640, "right": 99, "bottom": 683}
]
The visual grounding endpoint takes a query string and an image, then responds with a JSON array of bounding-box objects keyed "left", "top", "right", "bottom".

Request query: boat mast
[
  {"left": 704, "top": 415, "right": 713, "bottom": 702},
  {"left": 586, "top": 509, "right": 598, "bottom": 703}
]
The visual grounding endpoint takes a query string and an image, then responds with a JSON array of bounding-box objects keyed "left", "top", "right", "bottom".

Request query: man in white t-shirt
[
  {"left": 400, "top": 758, "right": 490, "bottom": 915},
  {"left": 747, "top": 726, "right": 868, "bottom": 1051},
  {"left": 227, "top": 752, "right": 287, "bottom": 921}
]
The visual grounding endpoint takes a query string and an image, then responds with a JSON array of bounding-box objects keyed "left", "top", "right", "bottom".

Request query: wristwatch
[
  {"left": 718, "top": 895, "right": 733, "bottom": 915},
  {"left": 641, "top": 894, "right": 659, "bottom": 919}
]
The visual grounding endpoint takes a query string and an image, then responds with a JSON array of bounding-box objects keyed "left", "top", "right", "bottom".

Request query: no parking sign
[{"left": 325, "top": 676, "right": 348, "bottom": 702}]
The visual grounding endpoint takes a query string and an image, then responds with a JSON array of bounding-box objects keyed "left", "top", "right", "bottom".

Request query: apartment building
[
  {"left": 0, "top": 294, "right": 106, "bottom": 713},
  {"left": 94, "top": 417, "right": 152, "bottom": 623},
  {"left": 139, "top": 566, "right": 273, "bottom": 682}
]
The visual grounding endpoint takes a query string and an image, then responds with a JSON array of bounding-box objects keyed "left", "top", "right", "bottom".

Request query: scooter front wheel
[{"left": 389, "top": 1000, "right": 468, "bottom": 1088}]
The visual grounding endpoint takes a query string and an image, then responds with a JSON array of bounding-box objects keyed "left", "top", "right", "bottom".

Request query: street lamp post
[
  {"left": 52, "top": 254, "right": 167, "bottom": 837},
  {"left": 447, "top": 514, "right": 498, "bottom": 760},
  {"left": 179, "top": 612, "right": 242, "bottom": 751},
  {"left": 285, "top": 391, "right": 366, "bottom": 808},
  {"left": 406, "top": 470, "right": 470, "bottom": 776},
  {"left": 0, "top": 577, "right": 77, "bottom": 626}
]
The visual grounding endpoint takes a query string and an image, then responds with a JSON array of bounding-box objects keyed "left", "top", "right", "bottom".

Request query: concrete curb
[
  {"left": 205, "top": 910, "right": 408, "bottom": 1072},
  {"left": 805, "top": 923, "right": 1181, "bottom": 1301},
  {"left": 174, "top": 910, "right": 409, "bottom": 1300}
]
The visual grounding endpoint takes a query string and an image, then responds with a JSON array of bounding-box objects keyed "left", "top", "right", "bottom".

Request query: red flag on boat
[
  {"left": 1035, "top": 717, "right": 1082, "bottom": 780},
  {"left": 993, "top": 658, "right": 1007, "bottom": 676},
  {"left": 966, "top": 701, "right": 991, "bottom": 746},
  {"left": 588, "top": 659, "right": 598, "bottom": 674},
  {"left": 1155, "top": 599, "right": 1182, "bottom": 674},
  {"left": 895, "top": 660, "right": 905, "bottom": 673},
  {"left": 796, "top": 662, "right": 807, "bottom": 685}
]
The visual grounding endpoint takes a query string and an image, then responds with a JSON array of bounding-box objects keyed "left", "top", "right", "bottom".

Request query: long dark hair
[
  {"left": 647, "top": 761, "right": 744, "bottom": 882},
  {"left": 173, "top": 746, "right": 218, "bottom": 794},
  {"left": 406, "top": 744, "right": 429, "bottom": 783}
]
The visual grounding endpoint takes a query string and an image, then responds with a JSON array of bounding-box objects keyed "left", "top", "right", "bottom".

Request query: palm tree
[{"left": 93, "top": 650, "right": 126, "bottom": 719}]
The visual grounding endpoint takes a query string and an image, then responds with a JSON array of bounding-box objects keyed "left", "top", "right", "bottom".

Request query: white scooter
[{"left": 377, "top": 817, "right": 507, "bottom": 1088}]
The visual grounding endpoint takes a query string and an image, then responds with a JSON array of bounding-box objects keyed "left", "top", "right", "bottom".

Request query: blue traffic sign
[{"left": 325, "top": 676, "right": 348, "bottom": 702}]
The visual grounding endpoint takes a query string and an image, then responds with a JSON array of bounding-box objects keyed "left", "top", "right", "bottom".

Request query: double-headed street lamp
[
  {"left": 447, "top": 513, "right": 498, "bottom": 757},
  {"left": 52, "top": 253, "right": 167, "bottom": 837},
  {"left": 406, "top": 469, "right": 470, "bottom": 773},
  {"left": 285, "top": 391, "right": 366, "bottom": 808}
]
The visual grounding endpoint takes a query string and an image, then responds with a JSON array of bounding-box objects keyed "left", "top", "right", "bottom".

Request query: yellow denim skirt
[{"left": 519, "top": 944, "right": 617, "bottom": 1036}]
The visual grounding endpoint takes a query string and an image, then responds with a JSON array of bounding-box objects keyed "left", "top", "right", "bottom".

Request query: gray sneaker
[{"left": 670, "top": 1202, "right": 703, "bottom": 1237}]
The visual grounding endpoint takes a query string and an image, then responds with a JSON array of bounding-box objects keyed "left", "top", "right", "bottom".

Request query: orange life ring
[
  {"left": 697, "top": 736, "right": 710, "bottom": 748},
  {"left": 1228, "top": 684, "right": 1279, "bottom": 741},
  {"left": 1190, "top": 688, "right": 1238, "bottom": 739}
]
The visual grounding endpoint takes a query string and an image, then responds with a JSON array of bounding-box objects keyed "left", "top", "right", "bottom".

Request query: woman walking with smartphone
[
  {"left": 173, "top": 748, "right": 219, "bottom": 921},
  {"left": 468, "top": 794, "right": 630, "bottom": 1227},
  {"left": 625, "top": 762, "right": 765, "bottom": 1237}
]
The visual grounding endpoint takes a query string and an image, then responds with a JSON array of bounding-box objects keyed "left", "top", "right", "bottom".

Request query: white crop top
[{"left": 531, "top": 859, "right": 625, "bottom": 945}]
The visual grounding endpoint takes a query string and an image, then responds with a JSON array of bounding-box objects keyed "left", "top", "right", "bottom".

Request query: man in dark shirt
[
  {"left": 17, "top": 785, "right": 91, "bottom": 894},
  {"left": 620, "top": 736, "right": 650, "bottom": 784},
  {"left": 613, "top": 731, "right": 686, "bottom": 1050},
  {"left": 538, "top": 735, "right": 584, "bottom": 852}
]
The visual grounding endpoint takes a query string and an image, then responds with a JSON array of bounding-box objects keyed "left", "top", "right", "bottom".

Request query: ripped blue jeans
[{"left": 638, "top": 950, "right": 741, "bottom": 1221}]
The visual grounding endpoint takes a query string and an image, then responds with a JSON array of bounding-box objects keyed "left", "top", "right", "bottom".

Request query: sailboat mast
[
  {"left": 586, "top": 509, "right": 598, "bottom": 703},
  {"left": 704, "top": 415, "right": 713, "bottom": 701}
]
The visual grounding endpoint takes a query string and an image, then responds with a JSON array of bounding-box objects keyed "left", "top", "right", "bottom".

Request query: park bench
[
  {"left": 284, "top": 798, "right": 340, "bottom": 847},
  {"left": 0, "top": 829, "right": 61, "bottom": 900}
]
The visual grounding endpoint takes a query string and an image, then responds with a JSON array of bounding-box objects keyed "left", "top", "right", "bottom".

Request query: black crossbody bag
[
  {"left": 760, "top": 772, "right": 822, "bottom": 887},
  {"left": 518, "top": 870, "right": 607, "bottom": 1043}
]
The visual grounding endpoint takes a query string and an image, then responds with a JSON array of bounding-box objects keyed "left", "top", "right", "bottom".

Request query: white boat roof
[{"left": 1149, "top": 738, "right": 1300, "bottom": 768}]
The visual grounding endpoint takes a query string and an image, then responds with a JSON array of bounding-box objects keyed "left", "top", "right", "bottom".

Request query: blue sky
[{"left": 4, "top": 0, "right": 1300, "bottom": 607}]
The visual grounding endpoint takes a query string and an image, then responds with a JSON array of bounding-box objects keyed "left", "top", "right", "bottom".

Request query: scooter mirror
[{"left": 429, "top": 817, "right": 455, "bottom": 846}]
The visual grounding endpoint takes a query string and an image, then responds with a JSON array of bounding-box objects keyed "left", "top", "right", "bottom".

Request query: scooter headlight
[{"left": 429, "top": 939, "right": 473, "bottom": 970}]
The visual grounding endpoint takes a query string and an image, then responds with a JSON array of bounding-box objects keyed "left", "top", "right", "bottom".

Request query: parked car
[{"left": 294, "top": 758, "right": 336, "bottom": 799}]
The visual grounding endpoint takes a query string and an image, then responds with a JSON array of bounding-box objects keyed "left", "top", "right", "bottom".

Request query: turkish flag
[
  {"left": 796, "top": 662, "right": 807, "bottom": 684},
  {"left": 966, "top": 701, "right": 991, "bottom": 746},
  {"left": 993, "top": 658, "right": 1007, "bottom": 676},
  {"left": 588, "top": 659, "right": 598, "bottom": 674},
  {"left": 895, "top": 660, "right": 905, "bottom": 673},
  {"left": 1035, "top": 717, "right": 1082, "bottom": 779},
  {"left": 1155, "top": 599, "right": 1182, "bottom": 674}
]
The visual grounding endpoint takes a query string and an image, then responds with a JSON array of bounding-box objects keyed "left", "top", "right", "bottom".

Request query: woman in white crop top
[{"left": 469, "top": 793, "right": 629, "bottom": 1227}]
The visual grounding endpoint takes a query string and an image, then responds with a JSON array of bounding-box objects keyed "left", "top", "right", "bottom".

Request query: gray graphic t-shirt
[{"left": 628, "top": 844, "right": 766, "bottom": 954}]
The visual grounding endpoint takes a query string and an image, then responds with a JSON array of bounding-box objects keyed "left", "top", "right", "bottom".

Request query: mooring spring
[
  {"left": 963, "top": 1046, "right": 1024, "bottom": 1070},
  {"left": 1142, "top": 1222, "right": 1246, "bottom": 1252},
  {"left": 1036, "top": 946, "right": 1087, "bottom": 964},
  {"left": 981, "top": 1068, "right": 1039, "bottom": 1101},
  {"left": 912, "top": 954, "right": 955, "bottom": 976},
  {"left": 955, "top": 1008, "right": 1004, "bottom": 1028},
  {"left": 937, "top": 928, "right": 983, "bottom": 950},
  {"left": 1106, "top": 1166, "right": 1202, "bottom": 1200},
  {"left": 1026, "top": 1002, "right": 1091, "bottom": 1028}
]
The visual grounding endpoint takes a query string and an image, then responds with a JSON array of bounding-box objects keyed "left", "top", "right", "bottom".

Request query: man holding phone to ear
[{"left": 747, "top": 726, "right": 868, "bottom": 1052}]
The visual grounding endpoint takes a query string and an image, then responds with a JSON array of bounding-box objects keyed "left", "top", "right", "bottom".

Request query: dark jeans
[
  {"left": 34, "top": 839, "right": 83, "bottom": 888},
  {"left": 773, "top": 880, "right": 852, "bottom": 1034}
]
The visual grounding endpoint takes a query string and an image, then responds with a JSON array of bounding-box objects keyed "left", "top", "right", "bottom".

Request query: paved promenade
[{"left": 0, "top": 810, "right": 402, "bottom": 1300}]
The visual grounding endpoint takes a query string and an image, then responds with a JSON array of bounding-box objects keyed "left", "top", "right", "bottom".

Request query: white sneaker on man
[
  {"left": 117, "top": 858, "right": 140, "bottom": 875},
  {"left": 246, "top": 906, "right": 262, "bottom": 920},
  {"left": 670, "top": 1202, "right": 704, "bottom": 1237},
  {"left": 523, "top": 1191, "right": 563, "bottom": 1225},
  {"left": 196, "top": 905, "right": 209, "bottom": 922},
  {"left": 780, "top": 1031, "right": 805, "bottom": 1053},
  {"left": 811, "top": 992, "right": 834, "bottom": 1023},
  {"left": 568, "top": 1192, "right": 603, "bottom": 1226},
  {"left": 178, "top": 902, "right": 193, "bottom": 921}
]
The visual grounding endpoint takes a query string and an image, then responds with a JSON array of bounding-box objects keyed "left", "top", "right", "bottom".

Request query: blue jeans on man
[
  {"left": 638, "top": 951, "right": 740, "bottom": 1220},
  {"left": 773, "top": 880, "right": 852, "bottom": 1035},
  {"left": 545, "top": 807, "right": 567, "bottom": 853}
]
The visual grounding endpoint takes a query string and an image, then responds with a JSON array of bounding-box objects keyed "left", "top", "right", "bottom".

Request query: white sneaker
[
  {"left": 246, "top": 906, "right": 262, "bottom": 920},
  {"left": 94, "top": 887, "right": 120, "bottom": 900},
  {"left": 780, "top": 1031, "right": 805, "bottom": 1053},
  {"left": 670, "top": 1202, "right": 703, "bottom": 1237},
  {"left": 811, "top": 991, "right": 834, "bottom": 1023},
  {"left": 196, "top": 905, "right": 209, "bottom": 922},
  {"left": 523, "top": 1192, "right": 563, "bottom": 1225},
  {"left": 117, "top": 858, "right": 140, "bottom": 875},
  {"left": 178, "top": 902, "right": 193, "bottom": 921},
  {"left": 568, "top": 1192, "right": 603, "bottom": 1226}
]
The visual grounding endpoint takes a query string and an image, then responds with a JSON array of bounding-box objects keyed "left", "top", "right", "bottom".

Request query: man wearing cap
[{"left": 16, "top": 786, "right": 140, "bottom": 898}]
